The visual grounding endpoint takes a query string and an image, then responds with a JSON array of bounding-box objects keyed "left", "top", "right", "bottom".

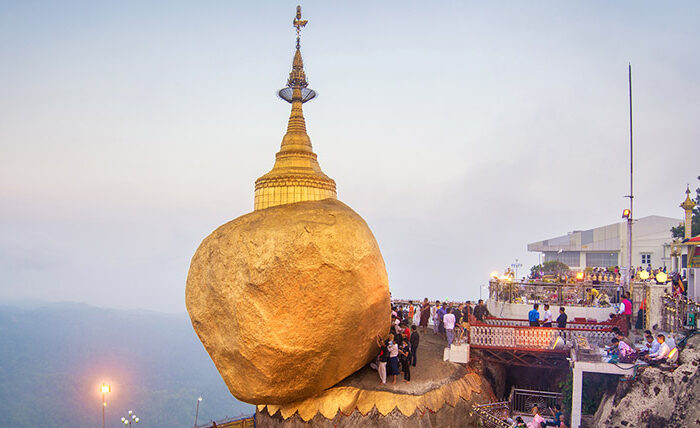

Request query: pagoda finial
[
  {"left": 294, "top": 5, "right": 308, "bottom": 49},
  {"left": 280, "top": 5, "right": 313, "bottom": 99},
  {"left": 253, "top": 5, "right": 336, "bottom": 211}
]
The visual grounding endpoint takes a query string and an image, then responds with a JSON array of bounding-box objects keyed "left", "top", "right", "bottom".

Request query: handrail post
[
  {"left": 558, "top": 284, "right": 562, "bottom": 305},
  {"left": 509, "top": 282, "right": 513, "bottom": 303}
]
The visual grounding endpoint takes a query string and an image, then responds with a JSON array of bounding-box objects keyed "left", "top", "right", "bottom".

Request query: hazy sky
[{"left": 1, "top": 1, "right": 698, "bottom": 312}]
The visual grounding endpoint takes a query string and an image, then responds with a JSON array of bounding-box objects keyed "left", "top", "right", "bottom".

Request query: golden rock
[{"left": 186, "top": 198, "right": 391, "bottom": 404}]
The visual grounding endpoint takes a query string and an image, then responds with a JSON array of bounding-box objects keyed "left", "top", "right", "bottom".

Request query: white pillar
[{"left": 571, "top": 367, "right": 583, "bottom": 428}]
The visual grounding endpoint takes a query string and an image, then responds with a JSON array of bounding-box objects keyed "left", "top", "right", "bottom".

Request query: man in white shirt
[
  {"left": 542, "top": 304, "right": 553, "bottom": 327},
  {"left": 443, "top": 308, "right": 456, "bottom": 347},
  {"left": 646, "top": 334, "right": 671, "bottom": 365}
]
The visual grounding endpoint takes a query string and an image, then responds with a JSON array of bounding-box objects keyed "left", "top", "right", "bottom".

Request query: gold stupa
[
  {"left": 186, "top": 5, "right": 391, "bottom": 405},
  {"left": 253, "top": 6, "right": 336, "bottom": 210}
]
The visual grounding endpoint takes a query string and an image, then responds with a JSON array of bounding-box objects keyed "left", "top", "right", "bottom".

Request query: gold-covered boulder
[{"left": 186, "top": 198, "right": 391, "bottom": 404}]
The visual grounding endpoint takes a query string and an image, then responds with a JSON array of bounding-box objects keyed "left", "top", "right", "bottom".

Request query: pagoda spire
[{"left": 253, "top": 6, "right": 337, "bottom": 211}]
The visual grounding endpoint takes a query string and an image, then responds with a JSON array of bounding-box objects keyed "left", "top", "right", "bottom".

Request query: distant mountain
[{"left": 0, "top": 301, "right": 253, "bottom": 427}]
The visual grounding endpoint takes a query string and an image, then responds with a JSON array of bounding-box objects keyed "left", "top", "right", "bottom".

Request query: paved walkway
[{"left": 336, "top": 328, "right": 470, "bottom": 395}]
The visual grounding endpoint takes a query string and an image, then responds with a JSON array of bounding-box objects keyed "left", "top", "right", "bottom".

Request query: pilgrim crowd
[
  {"left": 372, "top": 294, "right": 681, "bottom": 428},
  {"left": 373, "top": 298, "right": 491, "bottom": 385}
]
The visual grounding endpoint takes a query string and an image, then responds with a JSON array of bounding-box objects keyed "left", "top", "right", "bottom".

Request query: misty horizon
[{"left": 2, "top": 1, "right": 698, "bottom": 312}]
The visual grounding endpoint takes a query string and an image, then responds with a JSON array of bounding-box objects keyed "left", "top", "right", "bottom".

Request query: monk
[{"left": 419, "top": 298, "right": 431, "bottom": 333}]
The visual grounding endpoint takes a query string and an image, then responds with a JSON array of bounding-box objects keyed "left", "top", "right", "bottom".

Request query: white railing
[{"left": 470, "top": 324, "right": 615, "bottom": 350}]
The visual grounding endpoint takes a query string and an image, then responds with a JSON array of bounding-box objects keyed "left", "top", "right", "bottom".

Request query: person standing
[
  {"left": 453, "top": 304, "right": 463, "bottom": 326},
  {"left": 432, "top": 300, "right": 440, "bottom": 334},
  {"left": 443, "top": 308, "right": 456, "bottom": 346},
  {"left": 464, "top": 301, "right": 474, "bottom": 320},
  {"left": 528, "top": 304, "right": 540, "bottom": 327},
  {"left": 437, "top": 304, "right": 446, "bottom": 337},
  {"left": 556, "top": 307, "right": 568, "bottom": 328},
  {"left": 528, "top": 406, "right": 545, "bottom": 428},
  {"left": 473, "top": 299, "right": 490, "bottom": 322},
  {"left": 399, "top": 336, "right": 411, "bottom": 382},
  {"left": 636, "top": 298, "right": 647, "bottom": 330},
  {"left": 542, "top": 304, "right": 553, "bottom": 327},
  {"left": 387, "top": 334, "right": 400, "bottom": 384},
  {"left": 375, "top": 335, "right": 388, "bottom": 385},
  {"left": 409, "top": 325, "right": 420, "bottom": 366},
  {"left": 408, "top": 303, "right": 415, "bottom": 326},
  {"left": 419, "top": 298, "right": 431, "bottom": 333},
  {"left": 621, "top": 292, "right": 633, "bottom": 333}
]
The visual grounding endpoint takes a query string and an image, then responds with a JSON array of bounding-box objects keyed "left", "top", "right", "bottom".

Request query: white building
[{"left": 527, "top": 215, "right": 681, "bottom": 269}]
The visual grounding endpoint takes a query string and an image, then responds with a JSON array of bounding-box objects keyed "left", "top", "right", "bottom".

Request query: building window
[
  {"left": 586, "top": 252, "right": 619, "bottom": 268},
  {"left": 641, "top": 253, "right": 651, "bottom": 266},
  {"left": 544, "top": 251, "right": 580, "bottom": 267}
]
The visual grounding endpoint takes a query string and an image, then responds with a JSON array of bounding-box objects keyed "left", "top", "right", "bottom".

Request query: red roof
[{"left": 689, "top": 235, "right": 700, "bottom": 242}]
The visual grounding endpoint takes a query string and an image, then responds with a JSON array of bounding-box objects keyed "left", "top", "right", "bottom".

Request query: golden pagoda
[{"left": 254, "top": 6, "right": 337, "bottom": 211}]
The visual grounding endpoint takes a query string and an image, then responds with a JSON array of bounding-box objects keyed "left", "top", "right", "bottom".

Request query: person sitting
[
  {"left": 614, "top": 331, "right": 634, "bottom": 349},
  {"left": 645, "top": 334, "right": 671, "bottom": 365},
  {"left": 611, "top": 337, "right": 636, "bottom": 363},
  {"left": 638, "top": 330, "right": 659, "bottom": 357}
]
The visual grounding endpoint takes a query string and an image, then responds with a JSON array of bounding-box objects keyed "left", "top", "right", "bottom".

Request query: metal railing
[
  {"left": 509, "top": 388, "right": 562, "bottom": 417},
  {"left": 472, "top": 389, "right": 563, "bottom": 427},
  {"left": 661, "top": 294, "right": 699, "bottom": 334},
  {"left": 489, "top": 280, "right": 623, "bottom": 307},
  {"left": 481, "top": 317, "right": 615, "bottom": 330},
  {"left": 197, "top": 415, "right": 255, "bottom": 428},
  {"left": 470, "top": 323, "right": 615, "bottom": 351},
  {"left": 471, "top": 402, "right": 511, "bottom": 428}
]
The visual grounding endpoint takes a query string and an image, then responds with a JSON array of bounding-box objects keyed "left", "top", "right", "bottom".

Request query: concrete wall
[
  {"left": 486, "top": 300, "right": 616, "bottom": 322},
  {"left": 619, "top": 216, "right": 680, "bottom": 269},
  {"left": 529, "top": 215, "right": 680, "bottom": 269}
]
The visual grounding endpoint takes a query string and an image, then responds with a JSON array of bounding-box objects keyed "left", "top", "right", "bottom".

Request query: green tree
[
  {"left": 530, "top": 260, "right": 570, "bottom": 277},
  {"left": 671, "top": 176, "right": 700, "bottom": 239}
]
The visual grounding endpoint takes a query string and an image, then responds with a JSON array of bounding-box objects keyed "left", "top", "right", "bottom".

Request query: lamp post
[
  {"left": 622, "top": 208, "right": 632, "bottom": 289},
  {"left": 193, "top": 396, "right": 203, "bottom": 428},
  {"left": 480, "top": 284, "right": 488, "bottom": 300},
  {"left": 511, "top": 259, "right": 523, "bottom": 279},
  {"left": 121, "top": 410, "right": 139, "bottom": 427},
  {"left": 101, "top": 383, "right": 111, "bottom": 428}
]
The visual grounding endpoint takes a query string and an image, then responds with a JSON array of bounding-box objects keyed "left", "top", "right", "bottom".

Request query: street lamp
[
  {"left": 511, "top": 258, "right": 523, "bottom": 279},
  {"left": 121, "top": 410, "right": 140, "bottom": 427},
  {"left": 101, "top": 383, "right": 111, "bottom": 428},
  {"left": 194, "top": 396, "right": 203, "bottom": 428},
  {"left": 480, "top": 284, "right": 488, "bottom": 300}
]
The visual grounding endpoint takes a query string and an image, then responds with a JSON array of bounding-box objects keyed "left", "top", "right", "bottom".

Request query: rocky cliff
[{"left": 593, "top": 334, "right": 700, "bottom": 428}]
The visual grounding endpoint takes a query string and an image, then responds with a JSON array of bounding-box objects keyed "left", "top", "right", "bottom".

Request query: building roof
[{"left": 527, "top": 215, "right": 681, "bottom": 253}]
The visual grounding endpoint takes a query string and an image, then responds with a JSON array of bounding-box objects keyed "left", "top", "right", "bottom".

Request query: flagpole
[{"left": 627, "top": 63, "right": 634, "bottom": 288}]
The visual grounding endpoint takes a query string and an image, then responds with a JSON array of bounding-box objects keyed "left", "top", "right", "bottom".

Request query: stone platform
[{"left": 255, "top": 332, "right": 496, "bottom": 427}]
